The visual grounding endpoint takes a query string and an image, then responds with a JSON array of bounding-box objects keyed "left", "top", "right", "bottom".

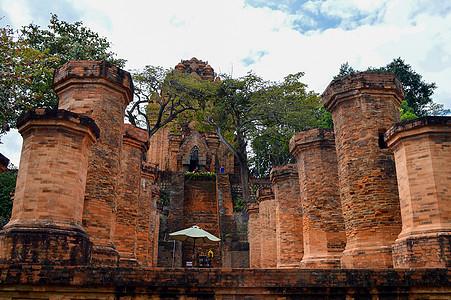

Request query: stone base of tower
[
  {"left": 392, "top": 231, "right": 451, "bottom": 269},
  {"left": 90, "top": 246, "right": 120, "bottom": 266},
  {"left": 340, "top": 245, "right": 394, "bottom": 269},
  {"left": 301, "top": 254, "right": 341, "bottom": 269},
  {"left": 0, "top": 224, "right": 92, "bottom": 266}
]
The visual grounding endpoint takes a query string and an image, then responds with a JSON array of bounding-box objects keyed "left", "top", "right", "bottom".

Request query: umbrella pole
[{"left": 193, "top": 239, "right": 196, "bottom": 267}]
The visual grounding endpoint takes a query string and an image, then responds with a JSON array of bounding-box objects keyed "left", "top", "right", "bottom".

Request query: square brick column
[
  {"left": 322, "top": 72, "right": 403, "bottom": 268},
  {"left": 53, "top": 61, "right": 133, "bottom": 266},
  {"left": 257, "top": 187, "right": 277, "bottom": 268},
  {"left": 270, "top": 164, "right": 304, "bottom": 268},
  {"left": 138, "top": 162, "right": 159, "bottom": 267},
  {"left": 115, "top": 124, "right": 149, "bottom": 266},
  {"left": 385, "top": 116, "right": 451, "bottom": 268},
  {"left": 247, "top": 203, "right": 261, "bottom": 268},
  {"left": 0, "top": 109, "right": 99, "bottom": 265},
  {"left": 290, "top": 129, "right": 346, "bottom": 268}
]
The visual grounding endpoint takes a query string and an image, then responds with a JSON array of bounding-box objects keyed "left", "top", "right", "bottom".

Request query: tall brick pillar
[
  {"left": 385, "top": 117, "right": 451, "bottom": 268},
  {"left": 290, "top": 128, "right": 346, "bottom": 268},
  {"left": 322, "top": 72, "right": 403, "bottom": 268},
  {"left": 0, "top": 109, "right": 99, "bottom": 265},
  {"left": 138, "top": 162, "right": 159, "bottom": 266},
  {"left": 53, "top": 61, "right": 133, "bottom": 265},
  {"left": 115, "top": 124, "right": 149, "bottom": 265},
  {"left": 270, "top": 164, "right": 304, "bottom": 268},
  {"left": 247, "top": 203, "right": 261, "bottom": 268},
  {"left": 257, "top": 187, "right": 277, "bottom": 268}
]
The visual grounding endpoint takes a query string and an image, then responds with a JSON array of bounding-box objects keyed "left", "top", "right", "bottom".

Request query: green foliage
[
  {"left": 318, "top": 108, "right": 334, "bottom": 129},
  {"left": 232, "top": 195, "right": 244, "bottom": 213},
  {"left": 0, "top": 167, "right": 18, "bottom": 229},
  {"left": 184, "top": 171, "right": 216, "bottom": 181},
  {"left": 158, "top": 191, "right": 170, "bottom": 207},
  {"left": 334, "top": 58, "right": 448, "bottom": 119},
  {"left": 247, "top": 72, "right": 323, "bottom": 176},
  {"left": 0, "top": 14, "right": 125, "bottom": 136}
]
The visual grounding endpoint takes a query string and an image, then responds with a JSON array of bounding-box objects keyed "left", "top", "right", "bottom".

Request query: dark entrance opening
[{"left": 189, "top": 146, "right": 199, "bottom": 172}]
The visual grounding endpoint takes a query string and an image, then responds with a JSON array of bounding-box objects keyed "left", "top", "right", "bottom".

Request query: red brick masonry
[
  {"left": 290, "top": 128, "right": 346, "bottom": 268},
  {"left": 322, "top": 72, "right": 403, "bottom": 268},
  {"left": 385, "top": 116, "right": 451, "bottom": 268},
  {"left": 0, "top": 109, "right": 99, "bottom": 265},
  {"left": 53, "top": 61, "right": 133, "bottom": 266},
  {"left": 0, "top": 266, "right": 449, "bottom": 299}
]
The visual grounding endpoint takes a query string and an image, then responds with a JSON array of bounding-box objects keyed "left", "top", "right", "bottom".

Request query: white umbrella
[
  {"left": 169, "top": 225, "right": 220, "bottom": 256},
  {"left": 169, "top": 225, "right": 220, "bottom": 243}
]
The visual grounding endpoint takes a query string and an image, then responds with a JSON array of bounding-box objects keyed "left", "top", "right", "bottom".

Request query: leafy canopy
[
  {"left": 0, "top": 14, "right": 125, "bottom": 136},
  {"left": 334, "top": 58, "right": 449, "bottom": 121}
]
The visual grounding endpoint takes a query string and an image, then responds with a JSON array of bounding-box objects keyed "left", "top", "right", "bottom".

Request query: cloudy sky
[{"left": 1, "top": 0, "right": 451, "bottom": 166}]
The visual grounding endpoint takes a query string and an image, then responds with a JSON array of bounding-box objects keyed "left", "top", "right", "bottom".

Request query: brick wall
[
  {"left": 53, "top": 61, "right": 133, "bottom": 266},
  {"left": 183, "top": 179, "right": 221, "bottom": 267},
  {"left": 0, "top": 266, "right": 449, "bottom": 299},
  {"left": 290, "top": 128, "right": 346, "bottom": 268},
  {"left": 385, "top": 116, "right": 451, "bottom": 268},
  {"left": 0, "top": 109, "right": 98, "bottom": 265},
  {"left": 322, "top": 72, "right": 403, "bottom": 268},
  {"left": 270, "top": 164, "right": 303, "bottom": 268}
]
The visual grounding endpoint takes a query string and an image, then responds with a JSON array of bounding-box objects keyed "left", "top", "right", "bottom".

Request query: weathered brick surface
[
  {"left": 182, "top": 179, "right": 221, "bottom": 267},
  {"left": 0, "top": 265, "right": 449, "bottom": 299},
  {"left": 290, "top": 128, "right": 346, "bottom": 268},
  {"left": 247, "top": 203, "right": 261, "bottom": 268},
  {"left": 270, "top": 164, "right": 304, "bottom": 268},
  {"left": 0, "top": 109, "right": 98, "bottom": 265},
  {"left": 115, "top": 124, "right": 149, "bottom": 266},
  {"left": 53, "top": 61, "right": 133, "bottom": 266},
  {"left": 138, "top": 162, "right": 159, "bottom": 267},
  {"left": 217, "top": 174, "right": 242, "bottom": 268},
  {"left": 0, "top": 153, "right": 9, "bottom": 174},
  {"left": 257, "top": 186, "right": 277, "bottom": 268},
  {"left": 385, "top": 116, "right": 451, "bottom": 268},
  {"left": 322, "top": 72, "right": 403, "bottom": 268}
]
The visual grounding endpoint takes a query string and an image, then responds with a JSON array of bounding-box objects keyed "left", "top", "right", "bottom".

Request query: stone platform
[{"left": 0, "top": 266, "right": 449, "bottom": 299}]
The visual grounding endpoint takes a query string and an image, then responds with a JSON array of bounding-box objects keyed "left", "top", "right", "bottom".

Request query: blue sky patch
[{"left": 241, "top": 50, "right": 270, "bottom": 67}]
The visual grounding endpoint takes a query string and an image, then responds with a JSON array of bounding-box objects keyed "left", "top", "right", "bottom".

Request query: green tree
[
  {"left": 0, "top": 166, "right": 18, "bottom": 229},
  {"left": 201, "top": 72, "right": 321, "bottom": 202},
  {"left": 127, "top": 66, "right": 217, "bottom": 138},
  {"left": 0, "top": 14, "right": 125, "bottom": 137},
  {"left": 334, "top": 58, "right": 449, "bottom": 119}
]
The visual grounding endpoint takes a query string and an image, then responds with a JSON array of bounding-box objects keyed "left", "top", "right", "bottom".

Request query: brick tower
[
  {"left": 270, "top": 164, "right": 303, "bottom": 268},
  {"left": 53, "top": 61, "right": 133, "bottom": 266},
  {"left": 290, "top": 128, "right": 346, "bottom": 268},
  {"left": 0, "top": 109, "right": 99, "bottom": 265},
  {"left": 385, "top": 116, "right": 451, "bottom": 268},
  {"left": 322, "top": 72, "right": 403, "bottom": 268}
]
